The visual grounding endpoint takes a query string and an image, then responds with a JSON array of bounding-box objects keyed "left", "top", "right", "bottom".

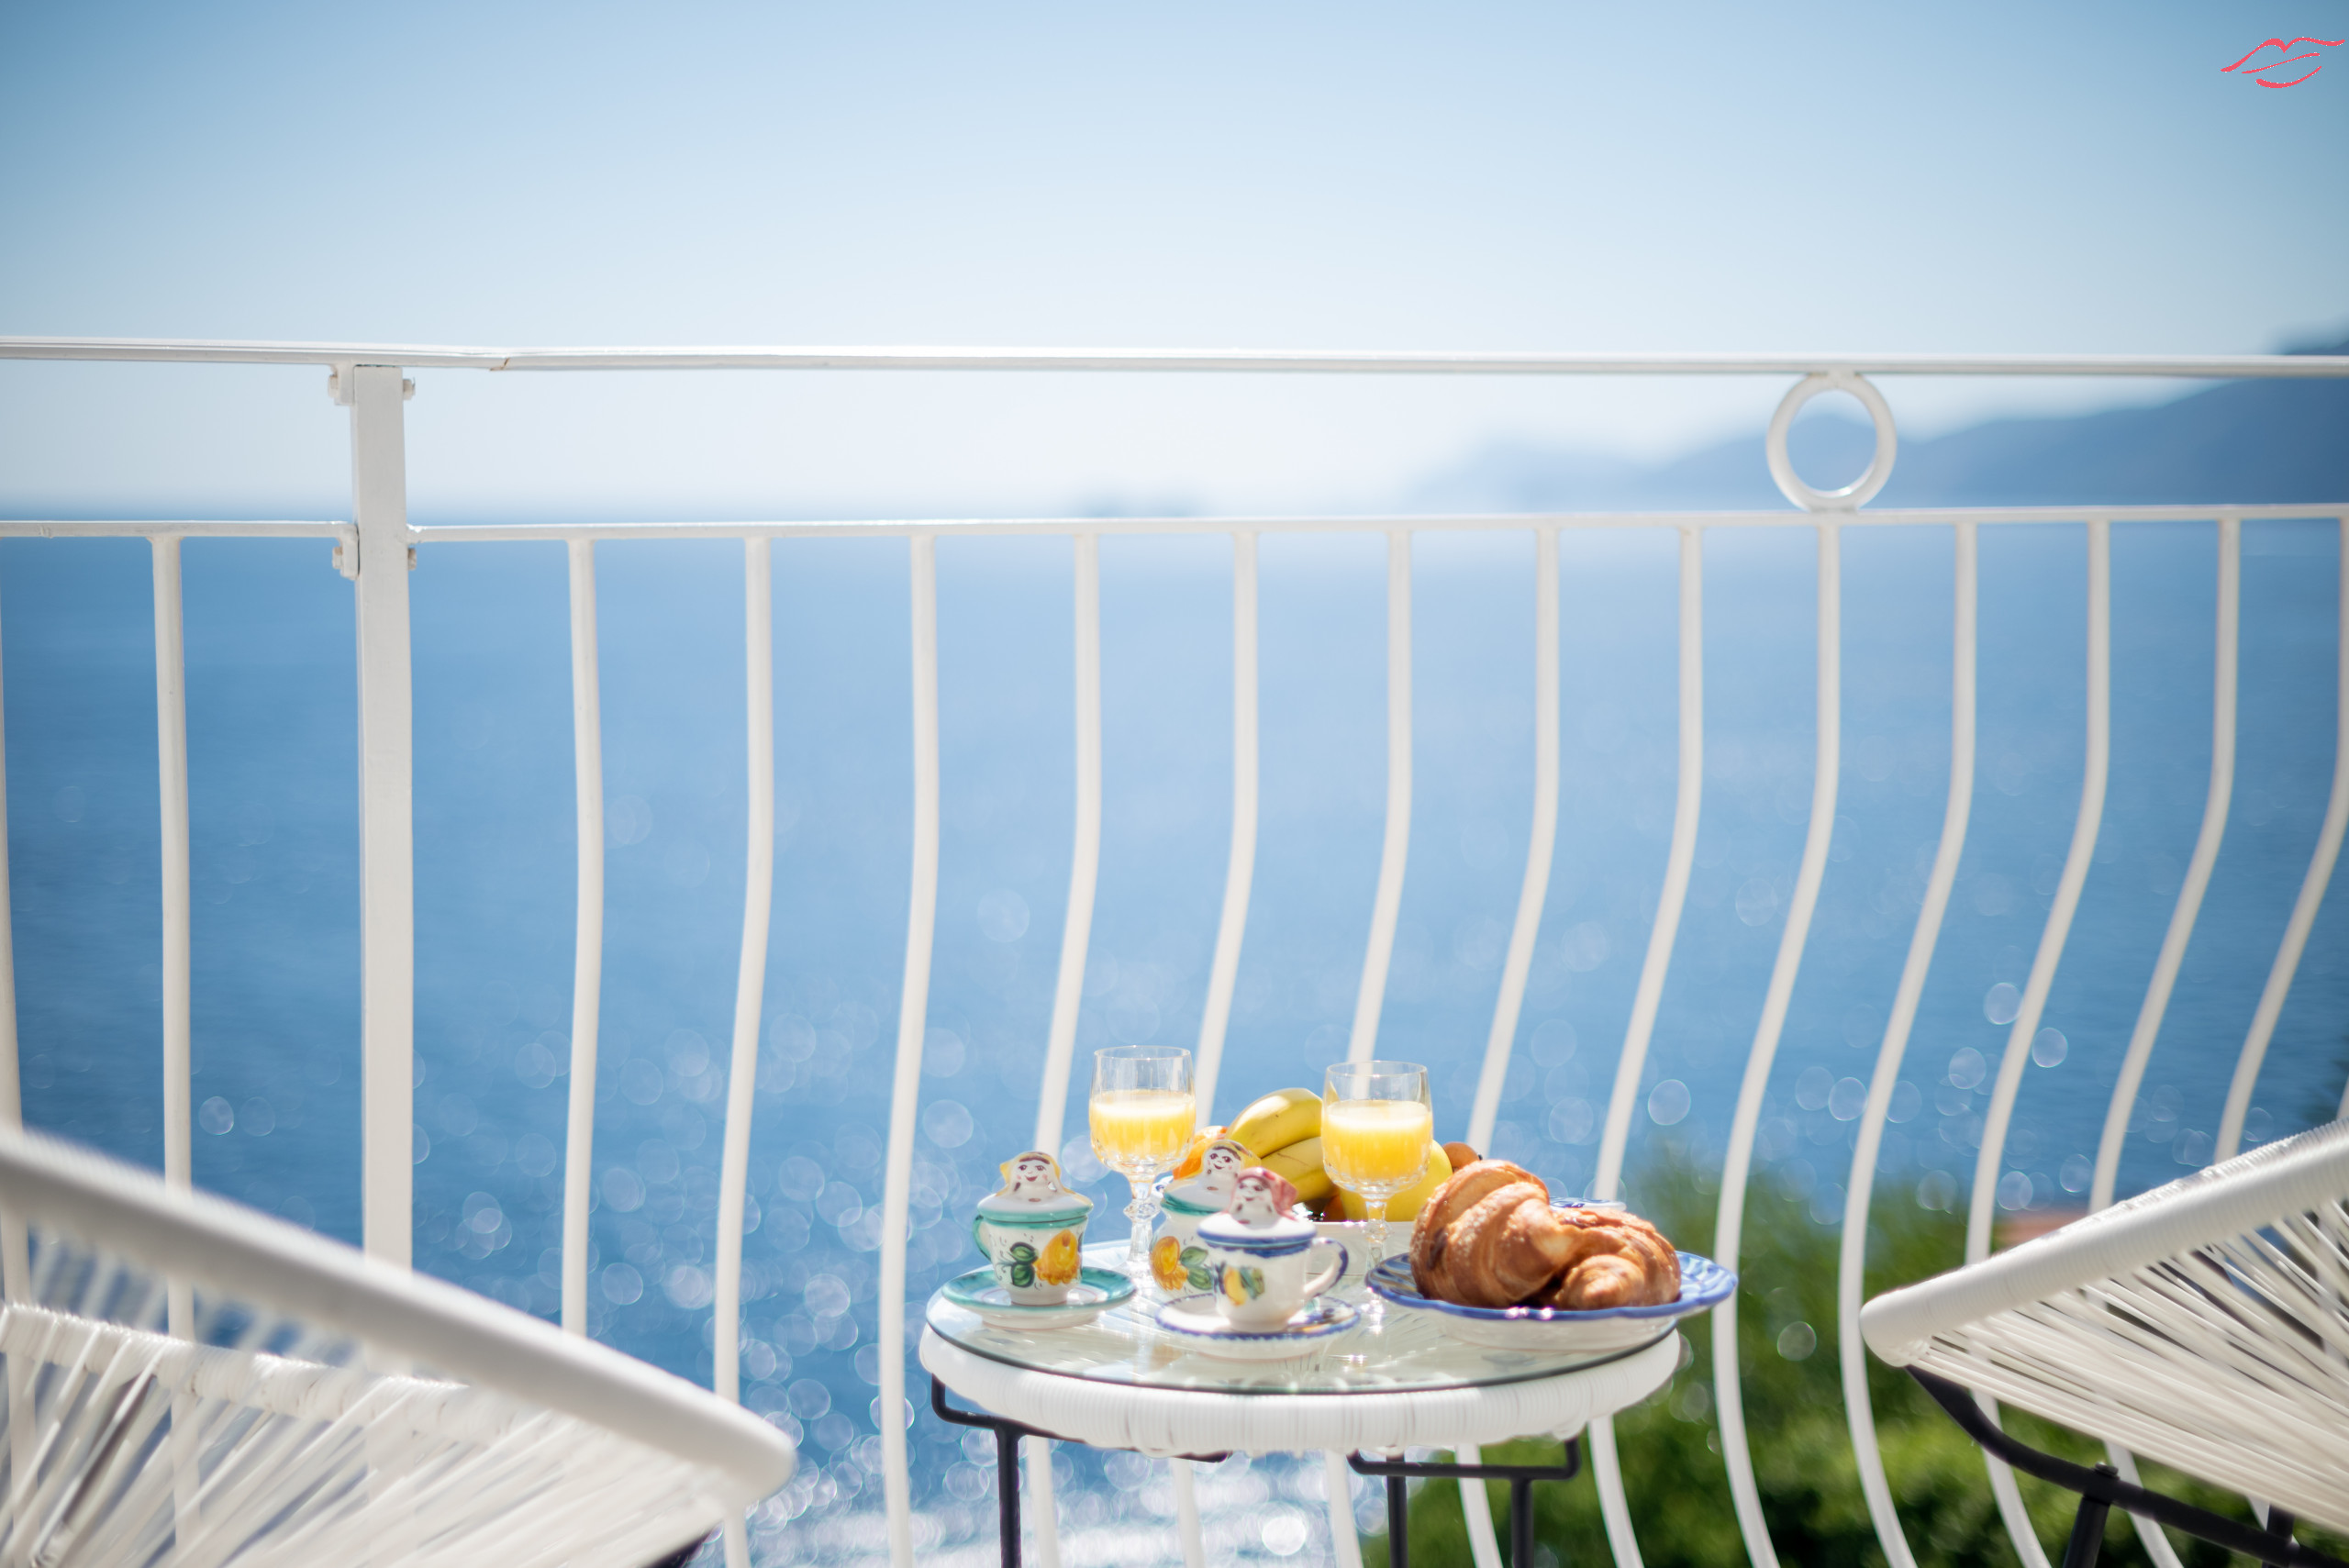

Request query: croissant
[
  {"left": 1408, "top": 1160, "right": 1681, "bottom": 1310},
  {"left": 1542, "top": 1209, "right": 1680, "bottom": 1309}
]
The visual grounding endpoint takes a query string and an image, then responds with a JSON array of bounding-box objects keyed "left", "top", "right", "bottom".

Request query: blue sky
[{"left": 2, "top": 1, "right": 2344, "bottom": 517}]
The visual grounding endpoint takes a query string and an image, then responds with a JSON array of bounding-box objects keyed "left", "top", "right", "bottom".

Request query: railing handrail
[{"left": 4, "top": 336, "right": 2349, "bottom": 378}]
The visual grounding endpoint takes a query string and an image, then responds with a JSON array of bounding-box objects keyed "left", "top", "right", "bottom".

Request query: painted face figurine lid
[
  {"left": 1196, "top": 1166, "right": 1315, "bottom": 1245},
  {"left": 975, "top": 1151, "right": 1093, "bottom": 1222},
  {"left": 1163, "top": 1137, "right": 1251, "bottom": 1214}
]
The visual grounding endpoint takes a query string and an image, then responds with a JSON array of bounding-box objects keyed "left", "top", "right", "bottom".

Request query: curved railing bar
[
  {"left": 2087, "top": 517, "right": 2239, "bottom": 1217},
  {"left": 2217, "top": 515, "right": 2349, "bottom": 1162},
  {"left": 1587, "top": 527, "right": 1705, "bottom": 1568},
  {"left": 1713, "top": 523, "right": 1842, "bottom": 1568},
  {"left": 715, "top": 538, "right": 777, "bottom": 1568},
  {"left": 1453, "top": 526, "right": 1562, "bottom": 1568},
  {"left": 1840, "top": 521, "right": 1977, "bottom": 1568},
  {"left": 1175, "top": 534, "right": 1259, "bottom": 1568},
  {"left": 1347, "top": 530, "right": 1414, "bottom": 1064},
  {"left": 879, "top": 537, "right": 942, "bottom": 1568},
  {"left": 1467, "top": 526, "right": 1562, "bottom": 1151},
  {"left": 1190, "top": 531, "right": 1259, "bottom": 1125},
  {"left": 562, "top": 539, "right": 606, "bottom": 1339},
  {"left": 1016, "top": 538, "right": 1104, "bottom": 1568},
  {"left": 2070, "top": 518, "right": 2235, "bottom": 1568},
  {"left": 6, "top": 337, "right": 2347, "bottom": 379},
  {"left": 1324, "top": 1451, "right": 1365, "bottom": 1568},
  {"left": 1032, "top": 536, "right": 1103, "bottom": 1158},
  {"left": 1958, "top": 518, "right": 2113, "bottom": 1568}
]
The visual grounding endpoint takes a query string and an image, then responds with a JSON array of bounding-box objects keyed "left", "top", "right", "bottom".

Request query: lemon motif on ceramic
[
  {"left": 1037, "top": 1229, "right": 1081, "bottom": 1287},
  {"left": 1150, "top": 1236, "right": 1187, "bottom": 1291}
]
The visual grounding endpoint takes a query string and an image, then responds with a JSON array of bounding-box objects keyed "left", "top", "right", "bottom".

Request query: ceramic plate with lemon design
[{"left": 939, "top": 1265, "right": 1135, "bottom": 1330}]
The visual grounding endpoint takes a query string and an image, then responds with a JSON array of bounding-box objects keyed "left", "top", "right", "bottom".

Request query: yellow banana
[
  {"left": 1263, "top": 1137, "right": 1334, "bottom": 1205},
  {"left": 1229, "top": 1088, "right": 1321, "bottom": 1158},
  {"left": 1337, "top": 1141, "right": 1452, "bottom": 1223}
]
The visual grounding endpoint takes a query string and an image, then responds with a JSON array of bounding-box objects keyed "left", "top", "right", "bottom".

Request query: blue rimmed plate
[
  {"left": 1367, "top": 1251, "right": 1734, "bottom": 1353},
  {"left": 1154, "top": 1295, "right": 1360, "bottom": 1362},
  {"left": 939, "top": 1266, "right": 1135, "bottom": 1330}
]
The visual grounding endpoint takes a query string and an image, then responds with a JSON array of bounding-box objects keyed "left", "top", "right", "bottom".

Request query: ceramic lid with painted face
[
  {"left": 1196, "top": 1167, "right": 1316, "bottom": 1251},
  {"left": 974, "top": 1150, "right": 1092, "bottom": 1226},
  {"left": 1163, "top": 1137, "right": 1251, "bottom": 1218}
]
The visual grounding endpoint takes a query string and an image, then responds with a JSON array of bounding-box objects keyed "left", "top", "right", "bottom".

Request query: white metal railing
[{"left": 0, "top": 336, "right": 2345, "bottom": 1568}]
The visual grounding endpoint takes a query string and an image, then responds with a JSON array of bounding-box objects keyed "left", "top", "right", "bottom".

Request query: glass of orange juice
[
  {"left": 1321, "top": 1061, "right": 1432, "bottom": 1272},
  {"left": 1089, "top": 1046, "right": 1197, "bottom": 1284}
]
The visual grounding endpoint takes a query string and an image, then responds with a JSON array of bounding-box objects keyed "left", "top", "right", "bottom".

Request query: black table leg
[{"left": 1351, "top": 1440, "right": 1582, "bottom": 1568}]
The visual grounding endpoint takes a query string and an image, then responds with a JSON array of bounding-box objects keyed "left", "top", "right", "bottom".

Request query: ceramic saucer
[
  {"left": 939, "top": 1266, "right": 1135, "bottom": 1330},
  {"left": 1153, "top": 1295, "right": 1359, "bottom": 1362}
]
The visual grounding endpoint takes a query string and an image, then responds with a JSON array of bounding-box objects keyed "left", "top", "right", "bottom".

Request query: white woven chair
[
  {"left": 1862, "top": 1118, "right": 2349, "bottom": 1568},
  {"left": 0, "top": 1125, "right": 795, "bottom": 1568}
]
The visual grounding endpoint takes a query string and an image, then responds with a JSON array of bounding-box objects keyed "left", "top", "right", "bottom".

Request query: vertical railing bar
[
  {"left": 152, "top": 537, "right": 194, "bottom": 1213},
  {"left": 1840, "top": 520, "right": 1977, "bottom": 1568},
  {"left": 346, "top": 364, "right": 416, "bottom": 1273},
  {"left": 1956, "top": 518, "right": 2112, "bottom": 1568},
  {"left": 2216, "top": 513, "right": 2349, "bottom": 1160},
  {"left": 1467, "top": 526, "right": 1561, "bottom": 1152},
  {"left": 561, "top": 539, "right": 605, "bottom": 1339},
  {"left": 0, "top": 561, "right": 29, "bottom": 1513},
  {"left": 1587, "top": 525, "right": 1704, "bottom": 1568},
  {"left": 1033, "top": 534, "right": 1103, "bottom": 1158},
  {"left": 1712, "top": 521, "right": 1842, "bottom": 1568},
  {"left": 716, "top": 537, "right": 776, "bottom": 1568},
  {"left": 880, "top": 535, "right": 941, "bottom": 1568},
  {"left": 1190, "top": 529, "right": 1260, "bottom": 1124},
  {"left": 150, "top": 533, "right": 198, "bottom": 1539},
  {"left": 1346, "top": 529, "right": 1413, "bottom": 1065},
  {"left": 1453, "top": 526, "right": 1558, "bottom": 1568}
]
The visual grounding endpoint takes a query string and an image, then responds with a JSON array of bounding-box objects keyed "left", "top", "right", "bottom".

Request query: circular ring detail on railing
[{"left": 1766, "top": 371, "right": 1898, "bottom": 511}]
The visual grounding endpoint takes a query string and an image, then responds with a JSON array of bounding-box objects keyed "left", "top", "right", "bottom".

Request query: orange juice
[
  {"left": 1321, "top": 1099, "right": 1434, "bottom": 1193},
  {"left": 1088, "top": 1089, "right": 1196, "bottom": 1172}
]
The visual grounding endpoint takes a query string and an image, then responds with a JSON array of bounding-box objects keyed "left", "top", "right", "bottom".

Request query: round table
[{"left": 919, "top": 1246, "right": 1682, "bottom": 1567}]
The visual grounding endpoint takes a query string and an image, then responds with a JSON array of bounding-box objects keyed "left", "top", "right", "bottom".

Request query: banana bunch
[{"left": 1220, "top": 1088, "right": 1459, "bottom": 1222}]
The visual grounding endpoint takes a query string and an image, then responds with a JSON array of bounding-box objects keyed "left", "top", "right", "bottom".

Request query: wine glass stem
[
  {"left": 1126, "top": 1176, "right": 1160, "bottom": 1276},
  {"left": 1365, "top": 1199, "right": 1390, "bottom": 1270}
]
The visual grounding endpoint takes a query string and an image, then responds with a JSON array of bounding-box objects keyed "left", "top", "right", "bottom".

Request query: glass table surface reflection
[{"left": 924, "top": 1246, "right": 1668, "bottom": 1396}]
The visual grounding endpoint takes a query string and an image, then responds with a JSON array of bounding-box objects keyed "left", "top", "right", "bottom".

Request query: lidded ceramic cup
[
  {"left": 972, "top": 1151, "right": 1092, "bottom": 1305},
  {"left": 1151, "top": 1136, "right": 1250, "bottom": 1294},
  {"left": 1194, "top": 1167, "right": 1347, "bottom": 1329}
]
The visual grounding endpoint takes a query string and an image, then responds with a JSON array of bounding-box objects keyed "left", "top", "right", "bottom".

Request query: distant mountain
[{"left": 1412, "top": 337, "right": 2349, "bottom": 512}]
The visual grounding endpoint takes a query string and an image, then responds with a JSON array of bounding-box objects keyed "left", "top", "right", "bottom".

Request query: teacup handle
[{"left": 1299, "top": 1240, "right": 1349, "bottom": 1302}]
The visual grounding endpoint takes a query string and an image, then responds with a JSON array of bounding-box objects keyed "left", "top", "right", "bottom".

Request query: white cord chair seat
[
  {"left": 1862, "top": 1119, "right": 2349, "bottom": 1534},
  {"left": 919, "top": 1326, "right": 1679, "bottom": 1458},
  {"left": 0, "top": 1127, "right": 796, "bottom": 1568}
]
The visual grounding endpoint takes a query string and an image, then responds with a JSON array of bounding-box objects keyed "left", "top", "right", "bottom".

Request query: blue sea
[{"left": 2, "top": 512, "right": 2343, "bottom": 1562}]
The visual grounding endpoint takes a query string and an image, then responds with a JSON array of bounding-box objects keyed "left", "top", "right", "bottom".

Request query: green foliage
[{"left": 1364, "top": 1150, "right": 2345, "bottom": 1568}]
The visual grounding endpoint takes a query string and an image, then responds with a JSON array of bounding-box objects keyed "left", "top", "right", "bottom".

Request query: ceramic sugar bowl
[
  {"left": 1193, "top": 1167, "right": 1348, "bottom": 1329},
  {"left": 1150, "top": 1136, "right": 1250, "bottom": 1294},
  {"left": 971, "top": 1151, "right": 1093, "bottom": 1306}
]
